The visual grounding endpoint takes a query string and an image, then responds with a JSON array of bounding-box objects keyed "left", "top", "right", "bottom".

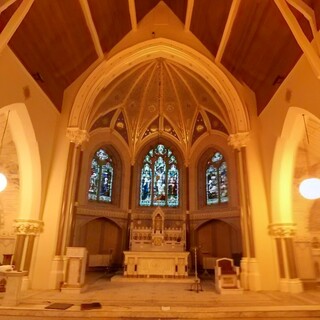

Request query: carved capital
[
  {"left": 14, "top": 219, "right": 44, "bottom": 235},
  {"left": 228, "top": 132, "right": 250, "bottom": 150},
  {"left": 269, "top": 223, "right": 296, "bottom": 238},
  {"left": 66, "top": 127, "right": 89, "bottom": 146}
]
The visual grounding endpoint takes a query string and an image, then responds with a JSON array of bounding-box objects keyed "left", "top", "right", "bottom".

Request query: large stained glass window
[
  {"left": 140, "top": 144, "right": 179, "bottom": 207},
  {"left": 88, "top": 148, "right": 113, "bottom": 203},
  {"left": 206, "top": 151, "right": 228, "bottom": 205}
]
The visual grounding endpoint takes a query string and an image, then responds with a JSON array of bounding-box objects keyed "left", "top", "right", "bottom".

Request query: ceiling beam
[
  {"left": 274, "top": 0, "right": 320, "bottom": 78},
  {"left": 79, "top": 0, "right": 104, "bottom": 59},
  {"left": 215, "top": 0, "right": 241, "bottom": 64},
  {"left": 184, "top": 0, "right": 194, "bottom": 31},
  {"left": 128, "top": 0, "right": 137, "bottom": 31},
  {"left": 0, "top": 0, "right": 17, "bottom": 13},
  {"left": 0, "top": 0, "right": 33, "bottom": 54}
]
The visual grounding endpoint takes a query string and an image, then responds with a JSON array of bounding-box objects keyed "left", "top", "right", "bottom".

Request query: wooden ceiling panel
[
  {"left": 190, "top": 0, "right": 233, "bottom": 56},
  {"left": 88, "top": 0, "right": 131, "bottom": 53},
  {"left": 0, "top": 0, "right": 22, "bottom": 32},
  {"left": 135, "top": 0, "right": 186, "bottom": 24},
  {"left": 135, "top": 0, "right": 160, "bottom": 23},
  {"left": 7, "top": 0, "right": 97, "bottom": 111},
  {"left": 221, "top": 0, "right": 303, "bottom": 114},
  {"left": 163, "top": 0, "right": 187, "bottom": 24},
  {"left": 310, "top": 0, "right": 320, "bottom": 30}
]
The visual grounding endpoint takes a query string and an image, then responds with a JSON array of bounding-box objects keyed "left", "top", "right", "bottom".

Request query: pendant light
[
  {"left": 0, "top": 111, "right": 10, "bottom": 192},
  {"left": 299, "top": 114, "right": 320, "bottom": 199}
]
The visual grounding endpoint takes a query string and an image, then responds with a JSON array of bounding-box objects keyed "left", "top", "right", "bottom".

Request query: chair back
[{"left": 217, "top": 258, "right": 235, "bottom": 274}]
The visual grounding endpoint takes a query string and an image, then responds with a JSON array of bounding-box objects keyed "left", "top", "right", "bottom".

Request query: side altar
[{"left": 124, "top": 207, "right": 189, "bottom": 278}]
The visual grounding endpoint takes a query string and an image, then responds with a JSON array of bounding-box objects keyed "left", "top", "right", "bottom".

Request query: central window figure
[{"left": 140, "top": 144, "right": 179, "bottom": 207}]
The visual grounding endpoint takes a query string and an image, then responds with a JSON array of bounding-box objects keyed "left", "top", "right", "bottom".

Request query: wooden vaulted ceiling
[{"left": 1, "top": 0, "right": 320, "bottom": 114}]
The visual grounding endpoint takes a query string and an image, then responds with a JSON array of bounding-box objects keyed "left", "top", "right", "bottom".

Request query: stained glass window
[
  {"left": 88, "top": 148, "right": 113, "bottom": 203},
  {"left": 206, "top": 151, "right": 228, "bottom": 205},
  {"left": 140, "top": 144, "right": 179, "bottom": 207}
]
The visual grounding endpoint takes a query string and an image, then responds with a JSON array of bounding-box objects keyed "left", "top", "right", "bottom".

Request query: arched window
[
  {"left": 206, "top": 151, "right": 228, "bottom": 205},
  {"left": 88, "top": 148, "right": 113, "bottom": 203},
  {"left": 140, "top": 144, "right": 179, "bottom": 207}
]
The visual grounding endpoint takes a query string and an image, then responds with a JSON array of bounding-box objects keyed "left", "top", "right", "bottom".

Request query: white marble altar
[
  {"left": 124, "top": 207, "right": 189, "bottom": 279},
  {"left": 123, "top": 251, "right": 189, "bottom": 278}
]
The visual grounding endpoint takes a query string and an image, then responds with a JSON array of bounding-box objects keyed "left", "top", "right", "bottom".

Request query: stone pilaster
[
  {"left": 269, "top": 223, "right": 303, "bottom": 293},
  {"left": 13, "top": 219, "right": 43, "bottom": 272},
  {"left": 55, "top": 128, "right": 88, "bottom": 256}
]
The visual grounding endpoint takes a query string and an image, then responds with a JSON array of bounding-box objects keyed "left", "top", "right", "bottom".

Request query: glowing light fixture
[
  {"left": 0, "top": 173, "right": 7, "bottom": 192},
  {"left": 299, "top": 114, "right": 320, "bottom": 199},
  {"left": 0, "top": 111, "right": 10, "bottom": 192},
  {"left": 299, "top": 178, "right": 320, "bottom": 199}
]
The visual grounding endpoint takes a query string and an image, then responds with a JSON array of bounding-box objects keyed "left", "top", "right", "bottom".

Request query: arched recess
[
  {"left": 271, "top": 107, "right": 318, "bottom": 224},
  {"left": 0, "top": 103, "right": 41, "bottom": 220},
  {"left": 194, "top": 219, "right": 242, "bottom": 268},
  {"left": 69, "top": 38, "right": 250, "bottom": 136},
  {"left": 74, "top": 217, "right": 123, "bottom": 267}
]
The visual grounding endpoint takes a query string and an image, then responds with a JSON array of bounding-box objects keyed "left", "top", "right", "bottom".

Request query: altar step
[{"left": 111, "top": 275, "right": 195, "bottom": 283}]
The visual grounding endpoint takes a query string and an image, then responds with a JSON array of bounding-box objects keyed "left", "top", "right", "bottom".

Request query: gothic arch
[
  {"left": 0, "top": 103, "right": 41, "bottom": 220},
  {"left": 271, "top": 107, "right": 319, "bottom": 224},
  {"left": 69, "top": 39, "right": 250, "bottom": 135}
]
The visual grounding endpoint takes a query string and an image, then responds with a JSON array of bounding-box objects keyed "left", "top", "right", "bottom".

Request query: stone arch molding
[
  {"left": 69, "top": 38, "right": 250, "bottom": 134},
  {"left": 270, "top": 106, "right": 319, "bottom": 224},
  {"left": 0, "top": 103, "right": 41, "bottom": 220}
]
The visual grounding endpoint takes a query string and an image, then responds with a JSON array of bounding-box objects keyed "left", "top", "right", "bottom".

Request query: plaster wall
[{"left": 0, "top": 46, "right": 59, "bottom": 216}]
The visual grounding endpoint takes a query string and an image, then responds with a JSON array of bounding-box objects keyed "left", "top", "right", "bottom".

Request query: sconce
[
  {"left": 0, "top": 111, "right": 10, "bottom": 192},
  {"left": 299, "top": 114, "right": 320, "bottom": 199}
]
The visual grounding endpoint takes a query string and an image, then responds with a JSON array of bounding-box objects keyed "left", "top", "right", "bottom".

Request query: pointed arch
[
  {"left": 1, "top": 103, "right": 41, "bottom": 220},
  {"left": 69, "top": 38, "right": 250, "bottom": 135}
]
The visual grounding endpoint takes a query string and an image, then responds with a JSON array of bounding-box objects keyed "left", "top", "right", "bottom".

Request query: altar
[
  {"left": 123, "top": 251, "right": 189, "bottom": 278},
  {"left": 123, "top": 207, "right": 189, "bottom": 279}
]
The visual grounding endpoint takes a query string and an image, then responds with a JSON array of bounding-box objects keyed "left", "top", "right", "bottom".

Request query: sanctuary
[{"left": 124, "top": 207, "right": 189, "bottom": 278}]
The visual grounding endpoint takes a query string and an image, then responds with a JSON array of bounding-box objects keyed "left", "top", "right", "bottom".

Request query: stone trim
[
  {"left": 66, "top": 127, "right": 89, "bottom": 146},
  {"left": 228, "top": 132, "right": 250, "bottom": 150},
  {"left": 269, "top": 223, "right": 296, "bottom": 238},
  {"left": 13, "top": 219, "right": 44, "bottom": 235}
]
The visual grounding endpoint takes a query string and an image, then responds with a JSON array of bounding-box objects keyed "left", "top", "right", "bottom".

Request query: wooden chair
[{"left": 215, "top": 258, "right": 243, "bottom": 294}]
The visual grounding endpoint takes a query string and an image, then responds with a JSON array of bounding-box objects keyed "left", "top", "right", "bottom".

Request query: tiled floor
[{"left": 1, "top": 271, "right": 320, "bottom": 319}]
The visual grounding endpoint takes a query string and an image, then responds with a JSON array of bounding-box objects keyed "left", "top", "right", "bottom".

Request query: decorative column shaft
[
  {"left": 228, "top": 132, "right": 254, "bottom": 258},
  {"left": 55, "top": 128, "right": 89, "bottom": 256},
  {"left": 13, "top": 219, "right": 44, "bottom": 273},
  {"left": 269, "top": 223, "right": 298, "bottom": 279}
]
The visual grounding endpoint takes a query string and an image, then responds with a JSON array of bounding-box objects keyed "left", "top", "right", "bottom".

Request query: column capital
[
  {"left": 66, "top": 127, "right": 89, "bottom": 146},
  {"left": 269, "top": 223, "right": 296, "bottom": 238},
  {"left": 228, "top": 132, "right": 250, "bottom": 150},
  {"left": 13, "top": 219, "right": 44, "bottom": 235}
]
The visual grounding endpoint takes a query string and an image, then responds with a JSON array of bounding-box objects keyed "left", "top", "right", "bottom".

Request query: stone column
[
  {"left": 55, "top": 128, "right": 89, "bottom": 256},
  {"left": 50, "top": 128, "right": 88, "bottom": 289},
  {"left": 13, "top": 219, "right": 43, "bottom": 290},
  {"left": 269, "top": 223, "right": 303, "bottom": 293},
  {"left": 228, "top": 132, "right": 260, "bottom": 291},
  {"left": 13, "top": 219, "right": 44, "bottom": 273}
]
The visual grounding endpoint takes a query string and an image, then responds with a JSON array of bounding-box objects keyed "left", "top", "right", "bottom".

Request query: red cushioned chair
[{"left": 215, "top": 258, "right": 242, "bottom": 294}]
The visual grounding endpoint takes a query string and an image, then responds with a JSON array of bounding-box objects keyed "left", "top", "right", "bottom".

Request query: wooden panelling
[
  {"left": 135, "top": 0, "right": 186, "bottom": 24},
  {"left": 221, "top": 0, "right": 303, "bottom": 114},
  {"left": 163, "top": 0, "right": 187, "bottom": 24},
  {"left": 135, "top": 0, "right": 159, "bottom": 23},
  {"left": 8, "top": 0, "right": 97, "bottom": 111},
  {"left": 0, "top": 0, "right": 22, "bottom": 32},
  {"left": 190, "top": 0, "right": 233, "bottom": 55},
  {"left": 88, "top": 0, "right": 131, "bottom": 53},
  {"left": 310, "top": 0, "right": 320, "bottom": 30}
]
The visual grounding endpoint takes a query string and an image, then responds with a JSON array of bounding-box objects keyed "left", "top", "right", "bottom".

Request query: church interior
[{"left": 1, "top": 0, "right": 320, "bottom": 318}]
